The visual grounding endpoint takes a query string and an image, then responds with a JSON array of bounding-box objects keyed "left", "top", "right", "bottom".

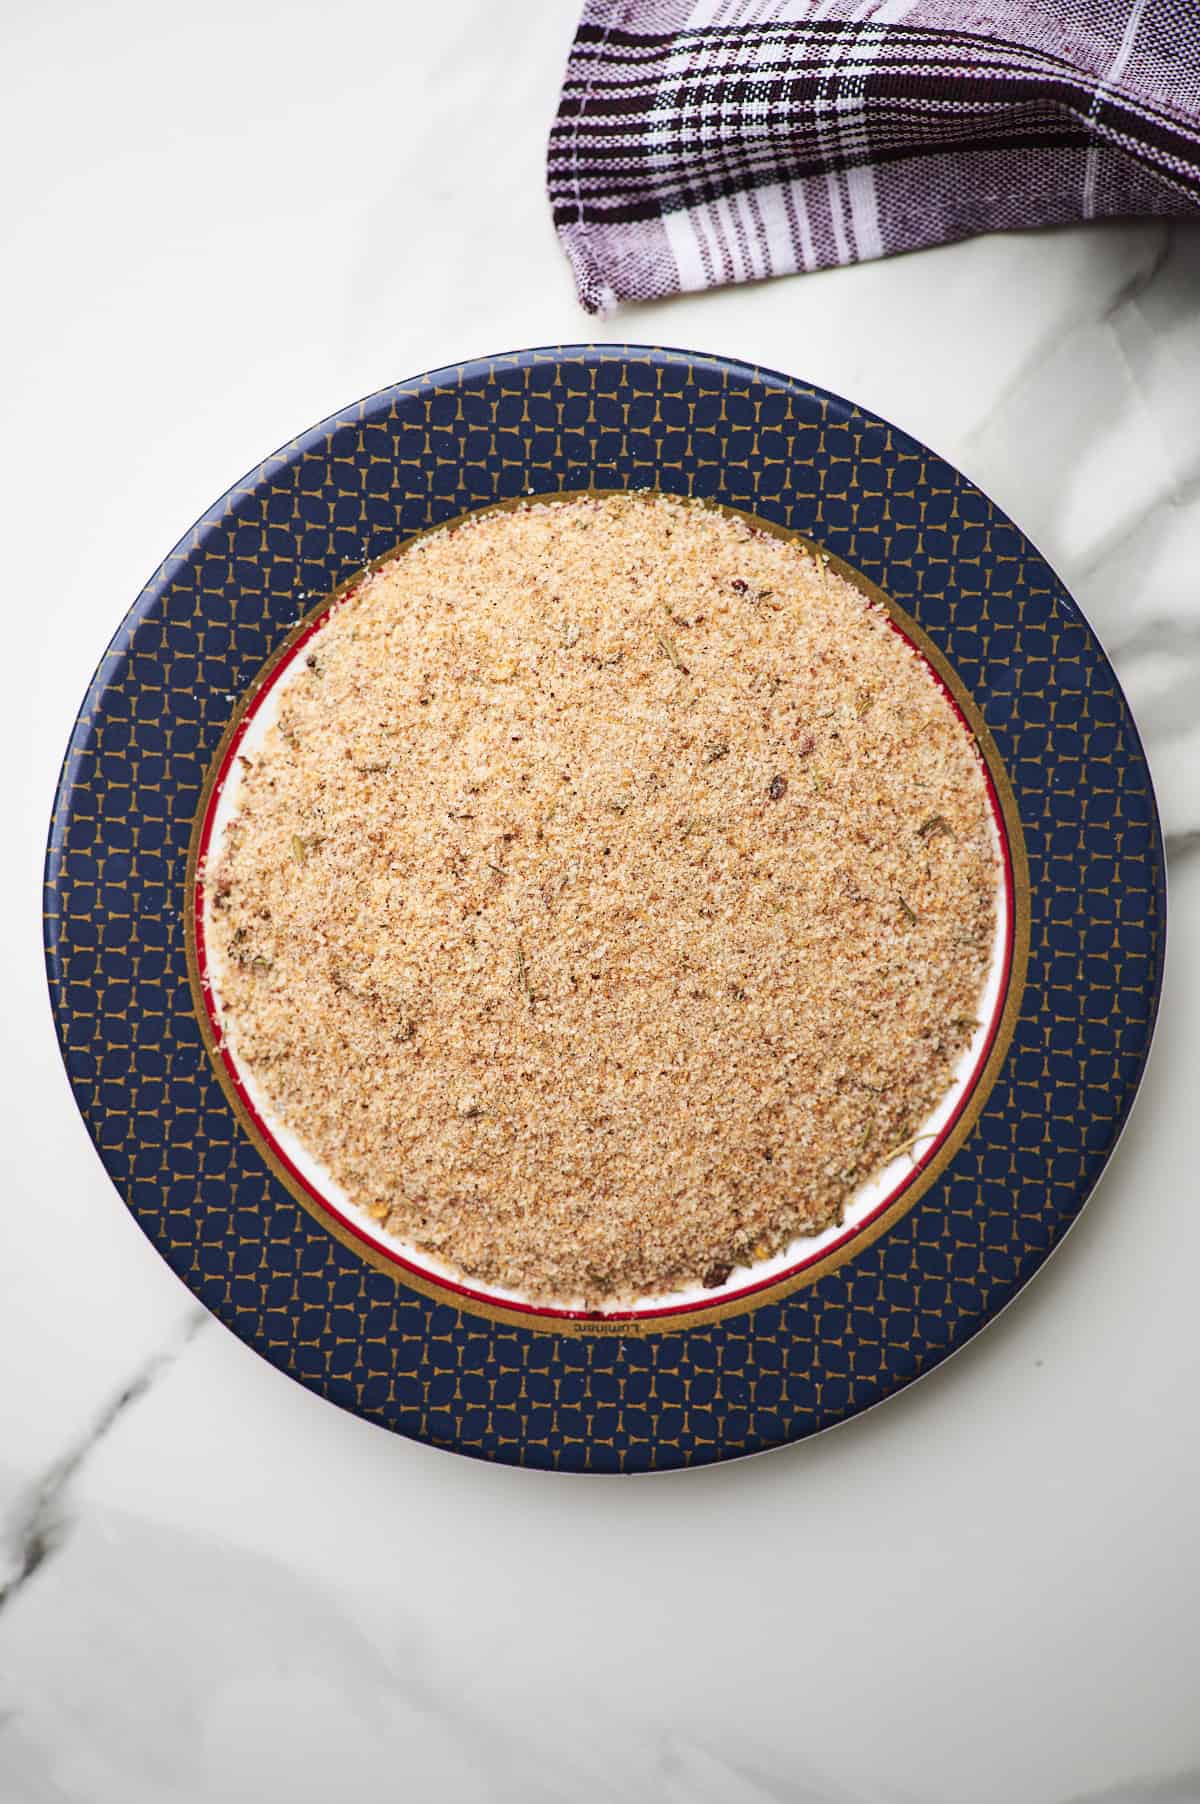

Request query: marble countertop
[{"left": 2, "top": 5, "right": 1198, "bottom": 1801}]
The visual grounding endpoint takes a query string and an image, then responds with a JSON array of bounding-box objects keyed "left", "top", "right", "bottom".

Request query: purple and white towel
[{"left": 548, "top": 0, "right": 1200, "bottom": 312}]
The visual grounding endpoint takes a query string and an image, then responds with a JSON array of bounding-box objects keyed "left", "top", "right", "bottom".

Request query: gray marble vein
[
  {"left": 1166, "top": 826, "right": 1200, "bottom": 863},
  {"left": 1100, "top": 224, "right": 1177, "bottom": 322},
  {"left": 0, "top": 1310, "right": 208, "bottom": 1617},
  {"left": 1064, "top": 1780, "right": 1200, "bottom": 1804},
  {"left": 656, "top": 1738, "right": 879, "bottom": 1803},
  {"left": 1077, "top": 458, "right": 1200, "bottom": 584},
  {"left": 960, "top": 223, "right": 1177, "bottom": 457}
]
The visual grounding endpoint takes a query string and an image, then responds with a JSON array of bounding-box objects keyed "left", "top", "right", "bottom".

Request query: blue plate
[{"left": 45, "top": 346, "right": 1164, "bottom": 1472}]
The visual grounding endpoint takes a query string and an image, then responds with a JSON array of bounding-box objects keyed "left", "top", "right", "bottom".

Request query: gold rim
[{"left": 185, "top": 491, "right": 1031, "bottom": 1338}]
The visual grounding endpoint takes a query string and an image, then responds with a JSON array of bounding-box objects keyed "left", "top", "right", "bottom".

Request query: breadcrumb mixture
[{"left": 206, "top": 493, "right": 997, "bottom": 1305}]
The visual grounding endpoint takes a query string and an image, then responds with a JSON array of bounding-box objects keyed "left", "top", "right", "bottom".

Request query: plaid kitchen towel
[{"left": 548, "top": 0, "right": 1200, "bottom": 312}]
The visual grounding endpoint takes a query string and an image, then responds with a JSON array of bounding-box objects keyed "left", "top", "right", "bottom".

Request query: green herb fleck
[
  {"left": 655, "top": 631, "right": 689, "bottom": 674},
  {"left": 882, "top": 1130, "right": 937, "bottom": 1166},
  {"left": 515, "top": 939, "right": 534, "bottom": 1007}
]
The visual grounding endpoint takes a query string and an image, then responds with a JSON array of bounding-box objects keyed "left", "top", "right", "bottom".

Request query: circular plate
[{"left": 45, "top": 346, "right": 1165, "bottom": 1472}]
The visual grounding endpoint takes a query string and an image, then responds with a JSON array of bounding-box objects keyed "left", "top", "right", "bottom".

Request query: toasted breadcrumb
[{"left": 206, "top": 493, "right": 997, "bottom": 1305}]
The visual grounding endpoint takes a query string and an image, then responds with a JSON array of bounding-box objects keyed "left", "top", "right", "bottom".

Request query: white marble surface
[{"left": 2, "top": 5, "right": 1199, "bottom": 1801}]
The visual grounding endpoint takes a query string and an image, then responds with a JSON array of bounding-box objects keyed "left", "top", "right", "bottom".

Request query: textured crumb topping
[{"left": 206, "top": 492, "right": 997, "bottom": 1305}]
